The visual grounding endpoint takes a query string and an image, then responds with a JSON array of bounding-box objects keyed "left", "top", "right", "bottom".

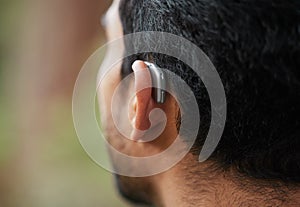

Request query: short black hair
[{"left": 119, "top": 0, "right": 300, "bottom": 183}]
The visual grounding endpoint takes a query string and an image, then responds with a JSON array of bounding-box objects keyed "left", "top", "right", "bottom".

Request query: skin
[{"left": 98, "top": 0, "right": 300, "bottom": 206}]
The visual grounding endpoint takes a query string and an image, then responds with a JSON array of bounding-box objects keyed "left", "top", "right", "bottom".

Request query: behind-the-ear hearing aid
[{"left": 144, "top": 61, "right": 166, "bottom": 104}]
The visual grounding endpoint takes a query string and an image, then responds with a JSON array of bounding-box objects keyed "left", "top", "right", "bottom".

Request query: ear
[
  {"left": 130, "top": 60, "right": 156, "bottom": 140},
  {"left": 129, "top": 60, "right": 180, "bottom": 152}
]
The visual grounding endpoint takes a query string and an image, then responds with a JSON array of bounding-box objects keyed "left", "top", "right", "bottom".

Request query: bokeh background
[{"left": 0, "top": 0, "right": 130, "bottom": 206}]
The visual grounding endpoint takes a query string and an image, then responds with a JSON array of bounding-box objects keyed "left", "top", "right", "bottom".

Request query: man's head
[{"left": 98, "top": 0, "right": 300, "bottom": 206}]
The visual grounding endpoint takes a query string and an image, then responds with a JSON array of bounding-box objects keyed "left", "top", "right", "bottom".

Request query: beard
[
  {"left": 114, "top": 174, "right": 154, "bottom": 206},
  {"left": 101, "top": 109, "right": 156, "bottom": 206}
]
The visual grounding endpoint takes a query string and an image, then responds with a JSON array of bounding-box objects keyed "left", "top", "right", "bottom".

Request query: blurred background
[{"left": 0, "top": 0, "right": 130, "bottom": 206}]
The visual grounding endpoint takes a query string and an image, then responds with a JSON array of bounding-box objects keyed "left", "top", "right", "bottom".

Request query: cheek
[{"left": 97, "top": 64, "right": 122, "bottom": 128}]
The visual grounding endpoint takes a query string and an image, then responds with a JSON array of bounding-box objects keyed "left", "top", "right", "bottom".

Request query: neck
[{"left": 152, "top": 155, "right": 300, "bottom": 207}]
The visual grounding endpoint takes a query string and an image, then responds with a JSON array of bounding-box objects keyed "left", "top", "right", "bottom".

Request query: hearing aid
[{"left": 144, "top": 61, "right": 166, "bottom": 104}]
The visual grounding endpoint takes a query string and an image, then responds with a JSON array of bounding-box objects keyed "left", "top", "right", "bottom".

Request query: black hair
[{"left": 119, "top": 0, "right": 300, "bottom": 183}]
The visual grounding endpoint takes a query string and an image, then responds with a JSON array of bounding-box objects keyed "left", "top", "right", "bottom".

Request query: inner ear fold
[{"left": 131, "top": 60, "right": 155, "bottom": 131}]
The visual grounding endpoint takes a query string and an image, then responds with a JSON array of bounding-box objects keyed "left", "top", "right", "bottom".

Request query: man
[{"left": 98, "top": 0, "right": 300, "bottom": 206}]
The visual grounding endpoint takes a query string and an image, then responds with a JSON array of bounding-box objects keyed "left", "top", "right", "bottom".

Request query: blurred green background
[{"left": 0, "top": 0, "right": 130, "bottom": 206}]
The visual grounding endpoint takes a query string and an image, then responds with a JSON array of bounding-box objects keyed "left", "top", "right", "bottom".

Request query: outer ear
[{"left": 130, "top": 61, "right": 156, "bottom": 140}]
